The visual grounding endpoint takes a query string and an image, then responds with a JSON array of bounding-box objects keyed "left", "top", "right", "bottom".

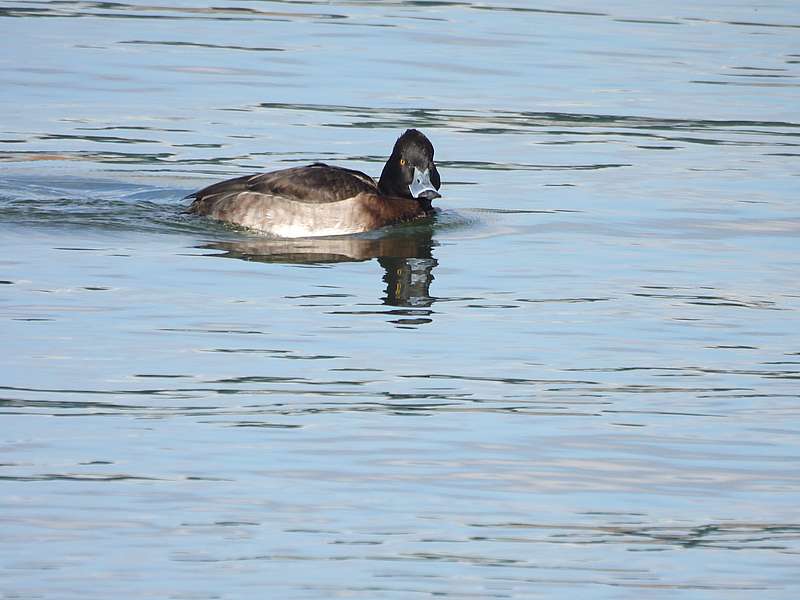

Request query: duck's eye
[{"left": 399, "top": 158, "right": 406, "bottom": 166}]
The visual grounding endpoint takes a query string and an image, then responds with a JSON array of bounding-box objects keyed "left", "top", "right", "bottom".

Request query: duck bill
[{"left": 409, "top": 167, "right": 441, "bottom": 201}]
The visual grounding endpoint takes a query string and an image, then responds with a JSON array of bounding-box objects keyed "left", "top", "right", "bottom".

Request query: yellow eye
[{"left": 399, "top": 158, "right": 406, "bottom": 166}]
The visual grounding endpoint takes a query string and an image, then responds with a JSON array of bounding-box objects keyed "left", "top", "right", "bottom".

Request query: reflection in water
[
  {"left": 198, "top": 220, "right": 438, "bottom": 311},
  {"left": 379, "top": 255, "right": 436, "bottom": 308}
]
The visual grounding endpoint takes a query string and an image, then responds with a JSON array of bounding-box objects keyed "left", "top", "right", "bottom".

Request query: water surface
[{"left": 1, "top": 1, "right": 799, "bottom": 598}]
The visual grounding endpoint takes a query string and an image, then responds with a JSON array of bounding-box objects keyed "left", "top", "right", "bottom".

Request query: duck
[{"left": 187, "top": 129, "right": 441, "bottom": 238}]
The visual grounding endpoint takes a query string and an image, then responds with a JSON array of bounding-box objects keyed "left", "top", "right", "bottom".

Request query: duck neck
[{"left": 378, "top": 160, "right": 405, "bottom": 198}]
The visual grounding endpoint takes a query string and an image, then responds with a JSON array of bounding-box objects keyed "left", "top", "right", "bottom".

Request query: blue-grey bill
[{"left": 409, "top": 167, "right": 441, "bottom": 200}]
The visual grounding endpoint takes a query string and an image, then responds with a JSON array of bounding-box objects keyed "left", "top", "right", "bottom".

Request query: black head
[{"left": 378, "top": 129, "right": 441, "bottom": 206}]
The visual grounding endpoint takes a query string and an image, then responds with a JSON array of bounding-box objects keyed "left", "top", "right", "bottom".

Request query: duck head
[{"left": 378, "top": 129, "right": 441, "bottom": 206}]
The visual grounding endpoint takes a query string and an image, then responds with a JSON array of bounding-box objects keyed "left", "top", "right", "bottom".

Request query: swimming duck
[{"left": 187, "top": 129, "right": 441, "bottom": 238}]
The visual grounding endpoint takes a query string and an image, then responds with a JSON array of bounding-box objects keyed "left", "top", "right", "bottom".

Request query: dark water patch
[
  {"left": 203, "top": 348, "right": 344, "bottom": 360},
  {"left": 615, "top": 18, "right": 682, "bottom": 26},
  {"left": 211, "top": 375, "right": 369, "bottom": 387},
  {"left": 0, "top": 397, "right": 146, "bottom": 411},
  {"left": 0, "top": 149, "right": 260, "bottom": 168},
  {"left": 251, "top": 103, "right": 800, "bottom": 152},
  {"left": 0, "top": 384, "right": 216, "bottom": 399},
  {"left": 471, "top": 5, "right": 606, "bottom": 17},
  {"left": 402, "top": 374, "right": 601, "bottom": 386},
  {"left": 159, "top": 327, "right": 267, "bottom": 335},
  {"left": 708, "top": 345, "right": 759, "bottom": 350},
  {"left": 5, "top": 384, "right": 575, "bottom": 415},
  {"left": 328, "top": 308, "right": 435, "bottom": 317},
  {"left": 278, "top": 354, "right": 344, "bottom": 360},
  {"left": 119, "top": 40, "right": 284, "bottom": 52},
  {"left": 631, "top": 290, "right": 782, "bottom": 310},
  {"left": 692, "top": 80, "right": 800, "bottom": 89},
  {"left": 699, "top": 393, "right": 799, "bottom": 401},
  {"left": 285, "top": 293, "right": 354, "bottom": 299},
  {"left": 53, "top": 246, "right": 106, "bottom": 251},
  {"left": 204, "top": 348, "right": 291, "bottom": 355},
  {"left": 0, "top": 2, "right": 350, "bottom": 22},
  {"left": 720, "top": 20, "right": 800, "bottom": 30},
  {"left": 75, "top": 125, "right": 193, "bottom": 133},
  {"left": 391, "top": 317, "right": 433, "bottom": 327},
  {"left": 256, "top": 102, "right": 800, "bottom": 132},
  {"left": 224, "top": 421, "right": 301, "bottom": 429},
  {"left": 439, "top": 159, "right": 630, "bottom": 171},
  {"left": 465, "top": 303, "right": 519, "bottom": 309},
  {"left": 563, "top": 366, "right": 800, "bottom": 384},
  {"left": 0, "top": 473, "right": 160, "bottom": 482},
  {"left": 603, "top": 409, "right": 725, "bottom": 418},
  {"left": 467, "top": 521, "right": 800, "bottom": 552},
  {"left": 548, "top": 384, "right": 751, "bottom": 394},
  {"left": 1, "top": 390, "right": 568, "bottom": 420},
  {"left": 11, "top": 318, "right": 55, "bottom": 322},
  {"left": 725, "top": 73, "right": 795, "bottom": 79},
  {"left": 36, "top": 132, "right": 158, "bottom": 144},
  {"left": 2, "top": 393, "right": 519, "bottom": 420},
  {"left": 172, "top": 142, "right": 224, "bottom": 149},
  {"left": 516, "top": 297, "right": 610, "bottom": 304}
]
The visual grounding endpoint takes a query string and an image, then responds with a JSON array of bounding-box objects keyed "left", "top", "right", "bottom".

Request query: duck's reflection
[
  {"left": 197, "top": 223, "right": 438, "bottom": 311},
  {"left": 378, "top": 255, "right": 436, "bottom": 308}
]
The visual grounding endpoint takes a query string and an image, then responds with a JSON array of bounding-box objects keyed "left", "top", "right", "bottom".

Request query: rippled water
[{"left": 2, "top": 1, "right": 800, "bottom": 598}]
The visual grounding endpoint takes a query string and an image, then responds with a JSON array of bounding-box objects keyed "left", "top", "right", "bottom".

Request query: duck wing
[{"left": 188, "top": 163, "right": 378, "bottom": 213}]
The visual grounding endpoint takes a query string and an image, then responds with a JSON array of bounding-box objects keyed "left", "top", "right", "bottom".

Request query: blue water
[{"left": 2, "top": 1, "right": 799, "bottom": 598}]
